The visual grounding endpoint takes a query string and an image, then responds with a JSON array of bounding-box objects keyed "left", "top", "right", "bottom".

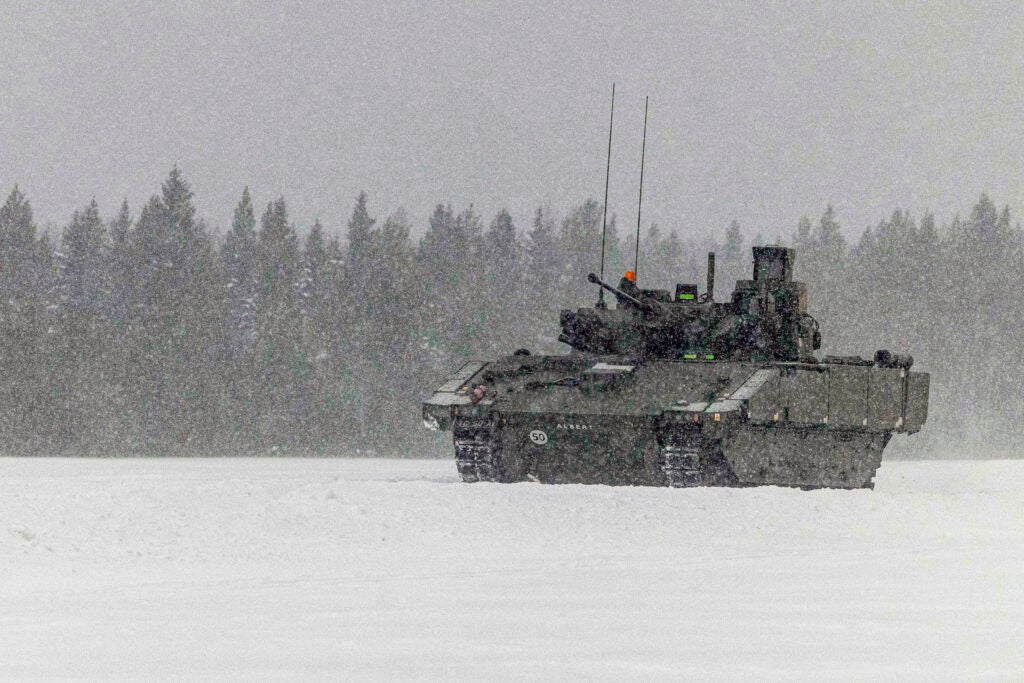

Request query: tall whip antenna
[
  {"left": 633, "top": 95, "right": 648, "bottom": 278},
  {"left": 597, "top": 84, "right": 615, "bottom": 309}
]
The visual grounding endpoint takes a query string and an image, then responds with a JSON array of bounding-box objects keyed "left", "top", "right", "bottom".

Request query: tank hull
[{"left": 426, "top": 356, "right": 928, "bottom": 489}]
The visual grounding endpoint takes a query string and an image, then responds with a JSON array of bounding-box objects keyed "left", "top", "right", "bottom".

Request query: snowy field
[{"left": 3, "top": 457, "right": 1023, "bottom": 680}]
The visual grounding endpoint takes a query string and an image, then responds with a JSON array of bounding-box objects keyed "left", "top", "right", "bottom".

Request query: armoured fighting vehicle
[{"left": 423, "top": 246, "right": 929, "bottom": 489}]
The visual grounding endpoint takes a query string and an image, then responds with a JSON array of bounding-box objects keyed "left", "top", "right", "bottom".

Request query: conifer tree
[
  {"left": 300, "top": 218, "right": 347, "bottom": 451},
  {"left": 254, "top": 198, "right": 306, "bottom": 450},
  {"left": 654, "top": 225, "right": 684, "bottom": 288},
  {"left": 222, "top": 187, "right": 259, "bottom": 360},
  {"left": 0, "top": 187, "right": 51, "bottom": 449},
  {"left": 418, "top": 203, "right": 485, "bottom": 364},
  {"left": 602, "top": 213, "right": 625, "bottom": 284},
  {"left": 559, "top": 200, "right": 601, "bottom": 303},
  {"left": 129, "top": 169, "right": 221, "bottom": 451},
  {"left": 108, "top": 200, "right": 135, "bottom": 334},
  {"left": 336, "top": 195, "right": 385, "bottom": 443},
  {"left": 300, "top": 218, "right": 330, "bottom": 350},
  {"left": 53, "top": 200, "right": 115, "bottom": 450},
  {"left": 479, "top": 209, "right": 522, "bottom": 353},
  {"left": 525, "top": 206, "right": 562, "bottom": 350},
  {"left": 57, "top": 201, "right": 109, "bottom": 326},
  {"left": 722, "top": 219, "right": 745, "bottom": 287},
  {"left": 637, "top": 222, "right": 662, "bottom": 284},
  {"left": 790, "top": 207, "right": 848, "bottom": 353},
  {"left": 346, "top": 192, "right": 375, "bottom": 280},
  {"left": 218, "top": 188, "right": 261, "bottom": 450},
  {"left": 366, "top": 210, "right": 422, "bottom": 447},
  {"left": 793, "top": 215, "right": 813, "bottom": 252},
  {"left": 103, "top": 199, "right": 140, "bottom": 449},
  {"left": 0, "top": 187, "right": 43, "bottom": 331}
]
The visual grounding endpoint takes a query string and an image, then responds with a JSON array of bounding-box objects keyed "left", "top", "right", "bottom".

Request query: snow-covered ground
[{"left": 3, "top": 457, "right": 1023, "bottom": 680}]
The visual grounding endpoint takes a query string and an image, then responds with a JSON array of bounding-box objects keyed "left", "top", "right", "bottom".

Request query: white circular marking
[{"left": 529, "top": 429, "right": 548, "bottom": 445}]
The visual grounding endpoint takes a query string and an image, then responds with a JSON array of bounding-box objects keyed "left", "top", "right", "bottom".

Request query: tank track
[
  {"left": 658, "top": 431, "right": 739, "bottom": 488},
  {"left": 452, "top": 417, "right": 510, "bottom": 483},
  {"left": 658, "top": 444, "right": 702, "bottom": 487}
]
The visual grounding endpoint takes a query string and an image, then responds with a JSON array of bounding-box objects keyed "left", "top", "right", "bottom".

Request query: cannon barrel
[{"left": 587, "top": 273, "right": 655, "bottom": 313}]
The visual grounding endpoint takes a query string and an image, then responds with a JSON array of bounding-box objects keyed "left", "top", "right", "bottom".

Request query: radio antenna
[
  {"left": 597, "top": 84, "right": 615, "bottom": 309},
  {"left": 633, "top": 95, "right": 648, "bottom": 279}
]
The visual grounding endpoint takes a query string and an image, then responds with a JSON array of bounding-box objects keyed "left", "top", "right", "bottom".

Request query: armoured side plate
[
  {"left": 780, "top": 366, "right": 828, "bottom": 425},
  {"left": 724, "top": 428, "right": 885, "bottom": 488},
  {"left": 828, "top": 364, "right": 869, "bottom": 428},
  {"left": 868, "top": 368, "right": 903, "bottom": 430},
  {"left": 904, "top": 372, "right": 930, "bottom": 432}
]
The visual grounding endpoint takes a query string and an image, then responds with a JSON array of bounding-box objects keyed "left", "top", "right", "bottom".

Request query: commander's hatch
[{"left": 580, "top": 362, "right": 636, "bottom": 394}]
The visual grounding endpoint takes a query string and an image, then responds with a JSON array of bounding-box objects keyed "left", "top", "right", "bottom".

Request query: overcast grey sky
[{"left": 2, "top": 1, "right": 1023, "bottom": 241}]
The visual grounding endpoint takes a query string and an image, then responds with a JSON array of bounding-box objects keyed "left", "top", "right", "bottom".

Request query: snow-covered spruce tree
[
  {"left": 0, "top": 187, "right": 54, "bottom": 452},
  {"left": 366, "top": 209, "right": 423, "bottom": 449},
  {"left": 103, "top": 199, "right": 141, "bottom": 452},
  {"left": 790, "top": 206, "right": 848, "bottom": 355},
  {"left": 417, "top": 203, "right": 486, "bottom": 371},
  {"left": 128, "top": 169, "right": 222, "bottom": 452},
  {"left": 108, "top": 200, "right": 135, "bottom": 335},
  {"left": 721, "top": 219, "right": 745, "bottom": 289},
  {"left": 641, "top": 223, "right": 684, "bottom": 290},
  {"left": 943, "top": 194, "right": 1021, "bottom": 439},
  {"left": 299, "top": 218, "right": 332, "bottom": 356},
  {"left": 559, "top": 200, "right": 602, "bottom": 305},
  {"left": 332, "top": 194, "right": 381, "bottom": 447},
  {"left": 219, "top": 187, "right": 261, "bottom": 451},
  {"left": 298, "top": 218, "right": 346, "bottom": 452},
  {"left": 478, "top": 208, "right": 523, "bottom": 355},
  {"left": 222, "top": 187, "right": 259, "bottom": 359},
  {"left": 51, "top": 200, "right": 119, "bottom": 452},
  {"left": 340, "top": 195, "right": 431, "bottom": 449},
  {"left": 345, "top": 192, "right": 375, "bottom": 282},
  {"left": 254, "top": 197, "right": 307, "bottom": 451},
  {"left": 525, "top": 206, "right": 562, "bottom": 351},
  {"left": 602, "top": 212, "right": 625, "bottom": 289}
]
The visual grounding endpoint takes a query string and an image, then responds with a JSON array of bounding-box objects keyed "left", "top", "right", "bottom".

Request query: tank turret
[{"left": 559, "top": 247, "right": 819, "bottom": 362}]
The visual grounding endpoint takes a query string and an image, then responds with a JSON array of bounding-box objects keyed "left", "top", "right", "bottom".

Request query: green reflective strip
[
  {"left": 678, "top": 293, "right": 695, "bottom": 300},
  {"left": 683, "top": 353, "right": 697, "bottom": 359},
  {"left": 705, "top": 354, "right": 715, "bottom": 360}
]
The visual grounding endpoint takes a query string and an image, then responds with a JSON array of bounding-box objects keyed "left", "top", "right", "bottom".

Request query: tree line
[{"left": 0, "top": 169, "right": 1019, "bottom": 457}]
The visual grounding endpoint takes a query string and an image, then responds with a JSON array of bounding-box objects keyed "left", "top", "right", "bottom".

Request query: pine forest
[{"left": 0, "top": 169, "right": 1019, "bottom": 457}]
